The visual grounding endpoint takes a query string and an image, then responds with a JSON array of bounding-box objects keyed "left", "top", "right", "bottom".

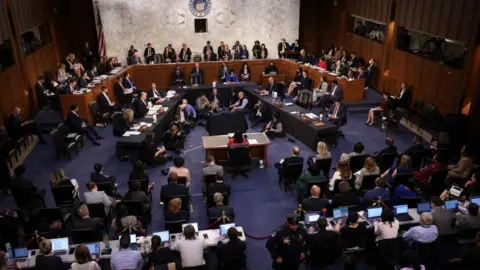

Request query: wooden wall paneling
[
  {"left": 438, "top": 0, "right": 453, "bottom": 38},
  {"left": 396, "top": 0, "right": 406, "bottom": 26},
  {"left": 390, "top": 49, "right": 407, "bottom": 83},
  {"left": 404, "top": 0, "right": 415, "bottom": 29},
  {"left": 360, "top": 37, "right": 371, "bottom": 61},
  {"left": 458, "top": 0, "right": 477, "bottom": 42},
  {"left": 370, "top": 41, "right": 383, "bottom": 69},
  {"left": 343, "top": 33, "right": 352, "bottom": 51},
  {"left": 24, "top": 55, "right": 37, "bottom": 89},
  {"left": 32, "top": 50, "right": 44, "bottom": 79},
  {"left": 412, "top": 0, "right": 424, "bottom": 31},
  {"left": 418, "top": 59, "right": 440, "bottom": 100},
  {"left": 428, "top": 0, "right": 443, "bottom": 35},
  {"left": 376, "top": 0, "right": 384, "bottom": 22},
  {"left": 447, "top": 0, "right": 464, "bottom": 40},
  {"left": 0, "top": 0, "right": 10, "bottom": 41},
  {"left": 351, "top": 34, "right": 362, "bottom": 56},
  {"left": 435, "top": 66, "right": 461, "bottom": 111},
  {"left": 404, "top": 53, "right": 423, "bottom": 92},
  {"left": 420, "top": 0, "right": 433, "bottom": 33}
]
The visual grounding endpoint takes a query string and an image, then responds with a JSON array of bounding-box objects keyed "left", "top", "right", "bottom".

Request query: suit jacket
[
  {"left": 217, "top": 46, "right": 225, "bottom": 58},
  {"left": 147, "top": 89, "right": 165, "bottom": 99},
  {"left": 78, "top": 78, "right": 89, "bottom": 88},
  {"left": 208, "top": 205, "right": 234, "bottom": 219},
  {"left": 349, "top": 57, "right": 359, "bottom": 68},
  {"left": 203, "top": 45, "right": 214, "bottom": 55},
  {"left": 123, "top": 77, "right": 136, "bottom": 90},
  {"left": 217, "top": 240, "right": 246, "bottom": 269},
  {"left": 190, "top": 68, "right": 204, "bottom": 84},
  {"left": 124, "top": 190, "right": 151, "bottom": 210},
  {"left": 328, "top": 102, "right": 347, "bottom": 123},
  {"left": 164, "top": 210, "right": 189, "bottom": 223},
  {"left": 72, "top": 217, "right": 104, "bottom": 236},
  {"left": 299, "top": 76, "right": 312, "bottom": 90},
  {"left": 97, "top": 93, "right": 112, "bottom": 113},
  {"left": 268, "top": 82, "right": 284, "bottom": 98},
  {"left": 143, "top": 47, "right": 156, "bottom": 58},
  {"left": 160, "top": 183, "right": 189, "bottom": 204},
  {"left": 378, "top": 145, "right": 398, "bottom": 156},
  {"left": 302, "top": 197, "right": 329, "bottom": 212},
  {"left": 204, "top": 53, "right": 217, "bottom": 62},
  {"left": 431, "top": 207, "right": 455, "bottom": 235},
  {"left": 207, "top": 182, "right": 231, "bottom": 196},
  {"left": 308, "top": 230, "right": 342, "bottom": 268},
  {"left": 87, "top": 70, "right": 99, "bottom": 79},
  {"left": 298, "top": 55, "right": 310, "bottom": 64},
  {"left": 11, "top": 176, "right": 37, "bottom": 191},
  {"left": 90, "top": 172, "right": 115, "bottom": 185},
  {"left": 398, "top": 89, "right": 411, "bottom": 108},
  {"left": 65, "top": 111, "right": 85, "bottom": 133},
  {"left": 281, "top": 156, "right": 304, "bottom": 169},
  {"left": 277, "top": 42, "right": 290, "bottom": 55},
  {"left": 61, "top": 84, "right": 77, "bottom": 94},
  {"left": 264, "top": 66, "right": 278, "bottom": 74},
  {"left": 6, "top": 113, "right": 22, "bottom": 139},
  {"left": 35, "top": 82, "right": 47, "bottom": 105},
  {"left": 133, "top": 98, "right": 148, "bottom": 118},
  {"left": 218, "top": 67, "right": 229, "bottom": 81},
  {"left": 330, "top": 86, "right": 342, "bottom": 98},
  {"left": 171, "top": 70, "right": 185, "bottom": 84},
  {"left": 332, "top": 191, "right": 360, "bottom": 208},
  {"left": 404, "top": 143, "right": 425, "bottom": 158},
  {"left": 179, "top": 48, "right": 192, "bottom": 62},
  {"left": 356, "top": 71, "right": 366, "bottom": 80}
]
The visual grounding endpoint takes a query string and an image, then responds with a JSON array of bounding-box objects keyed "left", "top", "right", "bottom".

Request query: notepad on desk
[
  {"left": 248, "top": 139, "right": 258, "bottom": 144},
  {"left": 284, "top": 103, "right": 293, "bottom": 106},
  {"left": 139, "top": 122, "right": 152, "bottom": 127},
  {"left": 123, "top": 131, "right": 141, "bottom": 137}
]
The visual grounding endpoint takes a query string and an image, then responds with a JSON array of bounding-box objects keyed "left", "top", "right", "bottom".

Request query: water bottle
[
  {"left": 319, "top": 114, "right": 323, "bottom": 121},
  {"left": 103, "top": 234, "right": 110, "bottom": 249},
  {"left": 381, "top": 123, "right": 385, "bottom": 130},
  {"left": 259, "top": 159, "right": 264, "bottom": 169}
]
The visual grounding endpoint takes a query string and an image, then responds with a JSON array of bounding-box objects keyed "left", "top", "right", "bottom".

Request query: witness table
[{"left": 202, "top": 132, "right": 271, "bottom": 164}]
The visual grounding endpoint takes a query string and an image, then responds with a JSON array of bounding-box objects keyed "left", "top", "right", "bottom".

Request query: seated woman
[
  {"left": 50, "top": 168, "right": 79, "bottom": 199},
  {"left": 413, "top": 154, "right": 448, "bottom": 185},
  {"left": 240, "top": 62, "right": 251, "bottom": 81},
  {"left": 296, "top": 163, "right": 325, "bottom": 200},
  {"left": 228, "top": 131, "right": 248, "bottom": 147},
  {"left": 111, "top": 205, "right": 142, "bottom": 235},
  {"left": 312, "top": 75, "right": 329, "bottom": 103},
  {"left": 329, "top": 160, "right": 352, "bottom": 191},
  {"left": 316, "top": 56, "right": 327, "bottom": 69},
  {"left": 286, "top": 68, "right": 302, "bottom": 96},
  {"left": 373, "top": 208, "right": 399, "bottom": 242},
  {"left": 354, "top": 157, "right": 380, "bottom": 190},
  {"left": 366, "top": 94, "right": 389, "bottom": 126},
  {"left": 145, "top": 235, "right": 176, "bottom": 269},
  {"left": 84, "top": 181, "right": 116, "bottom": 214},
  {"left": 57, "top": 63, "right": 71, "bottom": 83},
  {"left": 129, "top": 161, "right": 150, "bottom": 181},
  {"left": 168, "top": 156, "right": 192, "bottom": 187},
  {"left": 381, "top": 155, "right": 414, "bottom": 186},
  {"left": 140, "top": 131, "right": 167, "bottom": 167},
  {"left": 308, "top": 141, "right": 331, "bottom": 167},
  {"left": 447, "top": 145, "right": 473, "bottom": 182},
  {"left": 335, "top": 211, "right": 366, "bottom": 249},
  {"left": 441, "top": 173, "right": 480, "bottom": 201},
  {"left": 226, "top": 69, "right": 239, "bottom": 83},
  {"left": 120, "top": 109, "right": 138, "bottom": 132},
  {"left": 264, "top": 112, "right": 285, "bottom": 138},
  {"left": 165, "top": 198, "right": 190, "bottom": 222},
  {"left": 163, "top": 125, "right": 185, "bottom": 151}
]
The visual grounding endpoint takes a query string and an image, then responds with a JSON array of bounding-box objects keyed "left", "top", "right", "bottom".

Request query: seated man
[
  {"left": 111, "top": 234, "right": 143, "bottom": 270},
  {"left": 202, "top": 155, "right": 224, "bottom": 176},
  {"left": 249, "top": 100, "right": 266, "bottom": 127},
  {"left": 261, "top": 76, "right": 284, "bottom": 99},
  {"left": 133, "top": 92, "right": 151, "bottom": 118},
  {"left": 217, "top": 227, "right": 247, "bottom": 270},
  {"left": 373, "top": 137, "right": 398, "bottom": 161},
  {"left": 361, "top": 177, "right": 390, "bottom": 209},
  {"left": 71, "top": 203, "right": 105, "bottom": 238},
  {"left": 207, "top": 171, "right": 231, "bottom": 197},
  {"left": 431, "top": 196, "right": 455, "bottom": 236},
  {"left": 78, "top": 72, "right": 90, "bottom": 88},
  {"left": 190, "top": 63, "right": 204, "bottom": 85},
  {"left": 275, "top": 146, "right": 304, "bottom": 177},
  {"left": 195, "top": 93, "right": 212, "bottom": 114},
  {"left": 123, "top": 72, "right": 137, "bottom": 93},
  {"left": 97, "top": 86, "right": 121, "bottom": 113},
  {"left": 87, "top": 65, "right": 99, "bottom": 79},
  {"left": 171, "top": 65, "right": 185, "bottom": 85},
  {"left": 402, "top": 135, "right": 425, "bottom": 158},
  {"left": 317, "top": 80, "right": 342, "bottom": 110},
  {"left": 402, "top": 212, "right": 438, "bottom": 244},
  {"left": 389, "top": 82, "right": 411, "bottom": 111},
  {"left": 327, "top": 97, "right": 347, "bottom": 126},
  {"left": 35, "top": 76, "right": 58, "bottom": 109},
  {"left": 147, "top": 83, "right": 166, "bottom": 104},
  {"left": 264, "top": 112, "right": 285, "bottom": 138},
  {"left": 307, "top": 217, "right": 342, "bottom": 269},
  {"left": 61, "top": 78, "right": 79, "bottom": 94},
  {"left": 230, "top": 91, "right": 248, "bottom": 112},
  {"left": 11, "top": 165, "right": 46, "bottom": 208},
  {"left": 208, "top": 192, "right": 234, "bottom": 220},
  {"left": 84, "top": 181, "right": 115, "bottom": 214},
  {"left": 160, "top": 172, "right": 189, "bottom": 205},
  {"left": 65, "top": 104, "right": 103, "bottom": 145},
  {"left": 302, "top": 185, "right": 328, "bottom": 212},
  {"left": 114, "top": 76, "right": 133, "bottom": 105},
  {"left": 90, "top": 163, "right": 117, "bottom": 186},
  {"left": 6, "top": 107, "right": 46, "bottom": 144}
]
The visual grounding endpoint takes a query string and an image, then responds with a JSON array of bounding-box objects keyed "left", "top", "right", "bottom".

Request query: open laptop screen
[
  {"left": 394, "top": 205, "right": 408, "bottom": 215},
  {"left": 305, "top": 213, "right": 320, "bottom": 224},
  {"left": 8, "top": 248, "right": 28, "bottom": 259},
  {"left": 51, "top": 238, "right": 69, "bottom": 252},
  {"left": 417, "top": 202, "right": 431, "bottom": 213},
  {"left": 153, "top": 231, "right": 170, "bottom": 243},
  {"left": 219, "top": 223, "right": 236, "bottom": 235},
  {"left": 85, "top": 243, "right": 100, "bottom": 254},
  {"left": 367, "top": 207, "right": 383, "bottom": 218},
  {"left": 471, "top": 197, "right": 480, "bottom": 206},
  {"left": 445, "top": 200, "right": 458, "bottom": 210},
  {"left": 333, "top": 207, "right": 348, "bottom": 219}
]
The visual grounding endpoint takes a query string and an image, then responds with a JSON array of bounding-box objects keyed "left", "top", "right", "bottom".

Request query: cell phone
[{"left": 101, "top": 249, "right": 112, "bottom": 255}]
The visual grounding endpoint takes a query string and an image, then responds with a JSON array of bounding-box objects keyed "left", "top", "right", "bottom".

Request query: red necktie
[{"left": 333, "top": 104, "right": 339, "bottom": 117}]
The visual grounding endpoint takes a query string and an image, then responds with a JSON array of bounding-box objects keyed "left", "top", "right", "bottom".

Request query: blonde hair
[
  {"left": 317, "top": 142, "right": 330, "bottom": 156},
  {"left": 364, "top": 157, "right": 377, "bottom": 173},
  {"left": 39, "top": 239, "right": 52, "bottom": 254},
  {"left": 168, "top": 198, "right": 182, "bottom": 214},
  {"left": 123, "top": 109, "right": 134, "bottom": 122},
  {"left": 50, "top": 169, "right": 66, "bottom": 186}
]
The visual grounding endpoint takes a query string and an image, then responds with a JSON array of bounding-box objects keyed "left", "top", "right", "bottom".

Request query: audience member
[
  {"left": 72, "top": 203, "right": 105, "bottom": 237},
  {"left": 139, "top": 132, "right": 167, "bottom": 166},
  {"left": 373, "top": 208, "right": 399, "bottom": 241},
  {"left": 403, "top": 136, "right": 425, "bottom": 158},
  {"left": 374, "top": 137, "right": 398, "bottom": 159},
  {"left": 217, "top": 227, "right": 247, "bottom": 270},
  {"left": 361, "top": 177, "right": 390, "bottom": 208},
  {"left": 340, "top": 142, "right": 366, "bottom": 162},
  {"left": 332, "top": 181, "right": 360, "bottom": 208},
  {"left": 111, "top": 205, "right": 139, "bottom": 233},
  {"left": 145, "top": 235, "right": 176, "bottom": 268},
  {"left": 448, "top": 145, "right": 473, "bottom": 180},
  {"left": 35, "top": 239, "right": 64, "bottom": 270},
  {"left": 308, "top": 142, "right": 331, "bottom": 168},
  {"left": 389, "top": 82, "right": 411, "bottom": 111},
  {"left": 240, "top": 62, "right": 251, "bottom": 81},
  {"left": 456, "top": 203, "right": 480, "bottom": 231},
  {"left": 398, "top": 250, "right": 425, "bottom": 270},
  {"left": 260, "top": 43, "right": 268, "bottom": 59},
  {"left": 208, "top": 192, "right": 234, "bottom": 220},
  {"left": 328, "top": 160, "right": 352, "bottom": 191},
  {"left": 413, "top": 154, "right": 448, "bottom": 184},
  {"left": 129, "top": 161, "right": 149, "bottom": 181},
  {"left": 65, "top": 104, "right": 103, "bottom": 145},
  {"left": 170, "top": 224, "right": 207, "bottom": 267},
  {"left": 190, "top": 62, "right": 204, "bottom": 84},
  {"left": 111, "top": 234, "right": 143, "bottom": 270},
  {"left": 168, "top": 156, "right": 191, "bottom": 187},
  {"left": 90, "top": 163, "right": 117, "bottom": 186},
  {"left": 161, "top": 172, "right": 189, "bottom": 204},
  {"left": 11, "top": 165, "right": 46, "bottom": 207},
  {"left": 71, "top": 244, "right": 101, "bottom": 270},
  {"left": 307, "top": 217, "right": 342, "bottom": 269},
  {"left": 278, "top": 38, "right": 289, "bottom": 58},
  {"left": 392, "top": 180, "right": 418, "bottom": 205},
  {"left": 402, "top": 212, "right": 438, "bottom": 244},
  {"left": 450, "top": 232, "right": 480, "bottom": 269},
  {"left": 165, "top": 198, "right": 189, "bottom": 222},
  {"left": 296, "top": 163, "right": 325, "bottom": 199},
  {"left": 430, "top": 196, "right": 456, "bottom": 236},
  {"left": 335, "top": 211, "right": 366, "bottom": 249},
  {"left": 171, "top": 65, "right": 185, "bottom": 85},
  {"left": 382, "top": 155, "right": 414, "bottom": 186},
  {"left": 263, "top": 62, "right": 278, "bottom": 75},
  {"left": 163, "top": 125, "right": 185, "bottom": 152},
  {"left": 179, "top": 43, "right": 192, "bottom": 62},
  {"left": 264, "top": 112, "right": 285, "bottom": 138},
  {"left": 354, "top": 157, "right": 380, "bottom": 190},
  {"left": 208, "top": 88, "right": 221, "bottom": 112},
  {"left": 6, "top": 106, "right": 47, "bottom": 144},
  {"left": 275, "top": 146, "right": 304, "bottom": 178},
  {"left": 84, "top": 181, "right": 116, "bottom": 214},
  {"left": 181, "top": 99, "right": 197, "bottom": 118},
  {"left": 195, "top": 92, "right": 212, "bottom": 114},
  {"left": 302, "top": 185, "right": 328, "bottom": 212},
  {"left": 207, "top": 171, "right": 231, "bottom": 197},
  {"left": 202, "top": 155, "right": 223, "bottom": 176},
  {"left": 124, "top": 180, "right": 151, "bottom": 214},
  {"left": 50, "top": 168, "right": 79, "bottom": 199},
  {"left": 230, "top": 91, "right": 248, "bottom": 112}
]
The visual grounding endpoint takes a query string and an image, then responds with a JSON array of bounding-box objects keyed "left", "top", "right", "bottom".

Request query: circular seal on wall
[{"left": 189, "top": 0, "right": 212, "bottom": 17}]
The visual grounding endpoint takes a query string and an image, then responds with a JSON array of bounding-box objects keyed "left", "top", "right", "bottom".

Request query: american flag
[{"left": 95, "top": 2, "right": 107, "bottom": 59}]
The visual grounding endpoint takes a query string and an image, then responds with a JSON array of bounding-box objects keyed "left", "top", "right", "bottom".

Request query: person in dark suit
[
  {"left": 275, "top": 146, "right": 304, "bottom": 177},
  {"left": 278, "top": 38, "right": 289, "bottom": 58},
  {"left": 125, "top": 180, "right": 151, "bottom": 213},
  {"left": 374, "top": 137, "right": 398, "bottom": 160},
  {"left": 217, "top": 41, "right": 226, "bottom": 59},
  {"left": 123, "top": 72, "right": 137, "bottom": 92},
  {"left": 361, "top": 177, "right": 391, "bottom": 209},
  {"left": 160, "top": 172, "right": 189, "bottom": 205},
  {"left": 203, "top": 41, "right": 213, "bottom": 56},
  {"left": 11, "top": 165, "right": 46, "bottom": 206},
  {"left": 203, "top": 49, "right": 217, "bottom": 61},
  {"left": 208, "top": 192, "right": 234, "bottom": 220},
  {"left": 87, "top": 65, "right": 99, "bottom": 79},
  {"left": 164, "top": 197, "right": 190, "bottom": 223},
  {"left": 317, "top": 80, "right": 342, "bottom": 110},
  {"left": 218, "top": 62, "right": 229, "bottom": 82},
  {"left": 146, "top": 235, "right": 176, "bottom": 267},
  {"left": 179, "top": 43, "right": 192, "bottom": 62},
  {"left": 128, "top": 45, "right": 138, "bottom": 58},
  {"left": 290, "top": 39, "right": 300, "bottom": 51},
  {"left": 263, "top": 62, "right": 278, "bottom": 75},
  {"left": 207, "top": 171, "right": 231, "bottom": 197},
  {"left": 78, "top": 72, "right": 90, "bottom": 88},
  {"left": 262, "top": 76, "right": 284, "bottom": 99},
  {"left": 61, "top": 78, "right": 78, "bottom": 94},
  {"left": 331, "top": 181, "right": 360, "bottom": 208},
  {"left": 139, "top": 131, "right": 167, "bottom": 167},
  {"left": 289, "top": 70, "right": 312, "bottom": 97},
  {"left": 133, "top": 92, "right": 150, "bottom": 118},
  {"left": 365, "top": 59, "right": 376, "bottom": 88},
  {"left": 217, "top": 227, "right": 247, "bottom": 270},
  {"left": 90, "top": 163, "right": 116, "bottom": 186},
  {"left": 402, "top": 136, "right": 425, "bottom": 158},
  {"left": 252, "top": 40, "right": 262, "bottom": 59},
  {"left": 389, "top": 82, "right": 411, "bottom": 110},
  {"left": 349, "top": 52, "right": 359, "bottom": 68},
  {"left": 249, "top": 100, "right": 267, "bottom": 126},
  {"left": 355, "top": 66, "right": 366, "bottom": 80},
  {"left": 163, "top": 44, "right": 176, "bottom": 63},
  {"left": 327, "top": 98, "right": 347, "bottom": 126},
  {"left": 6, "top": 107, "right": 46, "bottom": 144},
  {"left": 35, "top": 76, "right": 58, "bottom": 109},
  {"left": 302, "top": 185, "right": 328, "bottom": 212},
  {"left": 171, "top": 65, "right": 185, "bottom": 85},
  {"left": 146, "top": 83, "right": 166, "bottom": 104},
  {"left": 0, "top": 159, "right": 12, "bottom": 195},
  {"left": 129, "top": 161, "right": 150, "bottom": 181},
  {"left": 143, "top": 43, "right": 156, "bottom": 63},
  {"left": 298, "top": 49, "right": 310, "bottom": 64},
  {"left": 64, "top": 104, "right": 102, "bottom": 145},
  {"left": 307, "top": 218, "right": 342, "bottom": 269},
  {"left": 190, "top": 62, "right": 204, "bottom": 84},
  {"left": 98, "top": 86, "right": 121, "bottom": 113},
  {"left": 72, "top": 203, "right": 105, "bottom": 238}
]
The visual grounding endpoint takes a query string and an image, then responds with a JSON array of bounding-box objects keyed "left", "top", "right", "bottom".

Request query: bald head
[
  {"left": 310, "top": 185, "right": 321, "bottom": 197},
  {"left": 14, "top": 107, "right": 21, "bottom": 115},
  {"left": 292, "top": 146, "right": 300, "bottom": 156}
]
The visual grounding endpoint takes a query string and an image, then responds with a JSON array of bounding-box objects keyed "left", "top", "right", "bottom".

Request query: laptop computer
[
  {"left": 367, "top": 207, "right": 383, "bottom": 220},
  {"left": 219, "top": 223, "right": 236, "bottom": 237},
  {"left": 394, "top": 204, "right": 413, "bottom": 222},
  {"left": 304, "top": 213, "right": 321, "bottom": 225},
  {"left": 331, "top": 207, "right": 349, "bottom": 226},
  {"left": 51, "top": 238, "right": 69, "bottom": 255},
  {"left": 8, "top": 248, "right": 28, "bottom": 262},
  {"left": 118, "top": 234, "right": 137, "bottom": 250},
  {"left": 85, "top": 243, "right": 100, "bottom": 255},
  {"left": 445, "top": 199, "right": 459, "bottom": 212},
  {"left": 153, "top": 231, "right": 170, "bottom": 243},
  {"left": 417, "top": 202, "right": 431, "bottom": 214},
  {"left": 182, "top": 222, "right": 199, "bottom": 233},
  {"left": 470, "top": 196, "right": 480, "bottom": 206}
]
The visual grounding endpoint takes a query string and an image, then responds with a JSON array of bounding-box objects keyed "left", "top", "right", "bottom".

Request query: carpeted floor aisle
[{"left": 0, "top": 106, "right": 416, "bottom": 269}]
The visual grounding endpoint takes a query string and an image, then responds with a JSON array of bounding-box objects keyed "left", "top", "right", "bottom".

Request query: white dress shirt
[
  {"left": 103, "top": 92, "right": 113, "bottom": 105},
  {"left": 373, "top": 220, "right": 399, "bottom": 241},
  {"left": 170, "top": 238, "right": 206, "bottom": 267}
]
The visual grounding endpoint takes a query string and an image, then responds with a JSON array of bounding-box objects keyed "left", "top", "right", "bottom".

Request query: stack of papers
[
  {"left": 123, "top": 131, "right": 141, "bottom": 137},
  {"left": 100, "top": 75, "right": 109, "bottom": 79},
  {"left": 284, "top": 103, "right": 293, "bottom": 106},
  {"left": 166, "top": 90, "right": 176, "bottom": 98},
  {"left": 305, "top": 113, "right": 319, "bottom": 120},
  {"left": 152, "top": 105, "right": 163, "bottom": 110},
  {"left": 139, "top": 122, "right": 152, "bottom": 127},
  {"left": 248, "top": 139, "right": 258, "bottom": 144}
]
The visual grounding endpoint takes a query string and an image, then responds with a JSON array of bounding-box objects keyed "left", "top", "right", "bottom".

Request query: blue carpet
[{"left": 0, "top": 107, "right": 417, "bottom": 269}]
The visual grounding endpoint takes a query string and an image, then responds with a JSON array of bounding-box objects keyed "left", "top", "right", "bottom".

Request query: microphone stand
[
  {"left": 294, "top": 204, "right": 307, "bottom": 215},
  {"left": 371, "top": 196, "right": 387, "bottom": 208},
  {"left": 121, "top": 221, "right": 141, "bottom": 235},
  {"left": 24, "top": 230, "right": 45, "bottom": 248},
  {"left": 216, "top": 211, "right": 232, "bottom": 225}
]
